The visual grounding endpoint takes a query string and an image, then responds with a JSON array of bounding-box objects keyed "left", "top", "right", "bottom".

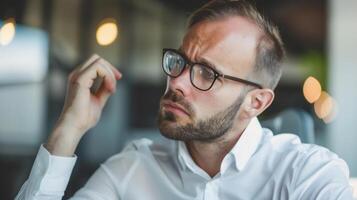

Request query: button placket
[{"left": 204, "top": 180, "right": 219, "bottom": 200}]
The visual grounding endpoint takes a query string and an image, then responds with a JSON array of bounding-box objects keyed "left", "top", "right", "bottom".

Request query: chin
[
  {"left": 157, "top": 111, "right": 184, "bottom": 140},
  {"left": 158, "top": 120, "right": 177, "bottom": 140}
]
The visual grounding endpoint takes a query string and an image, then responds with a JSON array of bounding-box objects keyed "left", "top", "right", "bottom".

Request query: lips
[{"left": 162, "top": 101, "right": 190, "bottom": 116}]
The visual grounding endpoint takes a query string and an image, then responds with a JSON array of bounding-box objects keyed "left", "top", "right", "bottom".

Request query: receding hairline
[
  {"left": 186, "top": 15, "right": 275, "bottom": 82},
  {"left": 186, "top": 0, "right": 285, "bottom": 89}
]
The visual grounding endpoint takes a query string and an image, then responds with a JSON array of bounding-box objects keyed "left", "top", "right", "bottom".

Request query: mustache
[{"left": 161, "top": 90, "right": 194, "bottom": 115}]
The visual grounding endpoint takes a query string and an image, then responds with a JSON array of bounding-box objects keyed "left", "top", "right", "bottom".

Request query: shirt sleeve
[
  {"left": 290, "top": 147, "right": 356, "bottom": 200},
  {"left": 15, "top": 144, "right": 77, "bottom": 200}
]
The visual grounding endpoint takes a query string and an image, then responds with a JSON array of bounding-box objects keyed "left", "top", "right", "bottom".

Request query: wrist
[
  {"left": 57, "top": 112, "right": 88, "bottom": 134},
  {"left": 45, "top": 124, "right": 84, "bottom": 156}
]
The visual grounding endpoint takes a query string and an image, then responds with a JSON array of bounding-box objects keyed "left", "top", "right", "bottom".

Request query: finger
[
  {"left": 81, "top": 58, "right": 117, "bottom": 88},
  {"left": 80, "top": 57, "right": 116, "bottom": 84},
  {"left": 112, "top": 67, "right": 122, "bottom": 80},
  {"left": 97, "top": 59, "right": 117, "bottom": 81},
  {"left": 79, "top": 54, "right": 101, "bottom": 71},
  {"left": 99, "top": 58, "right": 122, "bottom": 80},
  {"left": 89, "top": 59, "right": 120, "bottom": 94},
  {"left": 68, "top": 55, "right": 101, "bottom": 82},
  {"left": 75, "top": 63, "right": 116, "bottom": 90}
]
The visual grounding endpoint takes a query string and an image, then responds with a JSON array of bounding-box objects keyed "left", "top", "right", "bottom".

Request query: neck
[{"left": 185, "top": 118, "right": 250, "bottom": 177}]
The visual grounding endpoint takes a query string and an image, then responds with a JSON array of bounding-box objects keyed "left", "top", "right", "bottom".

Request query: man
[{"left": 16, "top": 0, "right": 355, "bottom": 199}]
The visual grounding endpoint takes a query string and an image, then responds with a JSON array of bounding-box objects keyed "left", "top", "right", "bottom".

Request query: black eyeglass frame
[{"left": 162, "top": 48, "right": 263, "bottom": 91}]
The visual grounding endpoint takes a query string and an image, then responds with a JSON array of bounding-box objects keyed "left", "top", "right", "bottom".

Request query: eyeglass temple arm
[{"left": 221, "top": 75, "right": 263, "bottom": 89}]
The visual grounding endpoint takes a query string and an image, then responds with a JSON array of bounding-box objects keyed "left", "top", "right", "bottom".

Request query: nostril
[{"left": 175, "top": 88, "right": 185, "bottom": 97}]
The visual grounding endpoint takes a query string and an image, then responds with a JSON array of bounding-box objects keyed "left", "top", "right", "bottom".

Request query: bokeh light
[
  {"left": 322, "top": 96, "right": 338, "bottom": 123},
  {"left": 0, "top": 18, "right": 16, "bottom": 46},
  {"left": 314, "top": 91, "right": 335, "bottom": 120},
  {"left": 96, "top": 18, "right": 118, "bottom": 46},
  {"left": 303, "top": 76, "right": 322, "bottom": 103}
]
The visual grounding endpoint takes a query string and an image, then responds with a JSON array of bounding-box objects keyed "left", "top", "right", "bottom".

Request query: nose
[{"left": 167, "top": 65, "right": 192, "bottom": 97}]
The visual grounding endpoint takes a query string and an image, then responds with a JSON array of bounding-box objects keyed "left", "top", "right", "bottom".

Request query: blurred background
[{"left": 0, "top": 0, "right": 356, "bottom": 199}]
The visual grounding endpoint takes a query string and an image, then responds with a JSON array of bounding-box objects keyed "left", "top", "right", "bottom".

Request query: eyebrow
[
  {"left": 177, "top": 47, "right": 224, "bottom": 74},
  {"left": 199, "top": 58, "right": 224, "bottom": 74}
]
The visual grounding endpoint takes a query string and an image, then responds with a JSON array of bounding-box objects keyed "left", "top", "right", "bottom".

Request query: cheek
[
  {"left": 194, "top": 85, "right": 244, "bottom": 119},
  {"left": 194, "top": 92, "right": 231, "bottom": 119}
]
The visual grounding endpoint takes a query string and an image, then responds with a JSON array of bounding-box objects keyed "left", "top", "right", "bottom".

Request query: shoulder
[
  {"left": 260, "top": 130, "right": 349, "bottom": 176},
  {"left": 265, "top": 135, "right": 354, "bottom": 198},
  {"left": 262, "top": 130, "right": 339, "bottom": 160},
  {"left": 259, "top": 131, "right": 352, "bottom": 197}
]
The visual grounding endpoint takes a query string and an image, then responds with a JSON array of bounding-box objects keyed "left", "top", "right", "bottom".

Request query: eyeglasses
[{"left": 162, "top": 48, "right": 263, "bottom": 91}]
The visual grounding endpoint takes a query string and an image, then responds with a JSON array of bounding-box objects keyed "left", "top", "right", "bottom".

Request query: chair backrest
[{"left": 260, "top": 108, "right": 315, "bottom": 144}]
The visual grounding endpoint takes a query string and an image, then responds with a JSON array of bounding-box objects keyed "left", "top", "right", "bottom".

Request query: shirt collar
[
  {"left": 230, "top": 117, "right": 263, "bottom": 171},
  {"left": 177, "top": 117, "right": 263, "bottom": 173},
  {"left": 177, "top": 138, "right": 212, "bottom": 179}
]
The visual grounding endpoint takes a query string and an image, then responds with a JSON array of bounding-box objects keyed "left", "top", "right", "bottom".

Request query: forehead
[{"left": 182, "top": 16, "right": 261, "bottom": 75}]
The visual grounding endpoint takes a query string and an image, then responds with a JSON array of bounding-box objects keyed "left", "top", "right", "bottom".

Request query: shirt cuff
[{"left": 28, "top": 144, "right": 77, "bottom": 195}]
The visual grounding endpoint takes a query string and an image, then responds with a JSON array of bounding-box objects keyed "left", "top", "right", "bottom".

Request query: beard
[{"left": 157, "top": 89, "right": 245, "bottom": 142}]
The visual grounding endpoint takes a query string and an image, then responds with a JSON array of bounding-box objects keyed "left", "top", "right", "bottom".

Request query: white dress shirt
[{"left": 16, "top": 118, "right": 355, "bottom": 200}]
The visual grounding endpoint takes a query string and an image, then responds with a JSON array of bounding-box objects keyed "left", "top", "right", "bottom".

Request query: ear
[{"left": 240, "top": 88, "right": 275, "bottom": 118}]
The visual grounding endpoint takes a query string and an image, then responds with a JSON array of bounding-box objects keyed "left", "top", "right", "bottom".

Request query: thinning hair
[{"left": 188, "top": 0, "right": 285, "bottom": 89}]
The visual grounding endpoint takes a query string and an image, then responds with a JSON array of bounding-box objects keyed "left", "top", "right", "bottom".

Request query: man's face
[{"left": 158, "top": 17, "right": 260, "bottom": 141}]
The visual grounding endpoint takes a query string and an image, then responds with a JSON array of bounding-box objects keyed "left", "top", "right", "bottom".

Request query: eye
[{"left": 198, "top": 65, "right": 215, "bottom": 80}]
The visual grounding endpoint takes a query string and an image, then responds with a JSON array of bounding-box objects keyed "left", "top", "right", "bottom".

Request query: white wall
[
  {"left": 0, "top": 84, "right": 46, "bottom": 155},
  {"left": 328, "top": 0, "right": 357, "bottom": 176}
]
